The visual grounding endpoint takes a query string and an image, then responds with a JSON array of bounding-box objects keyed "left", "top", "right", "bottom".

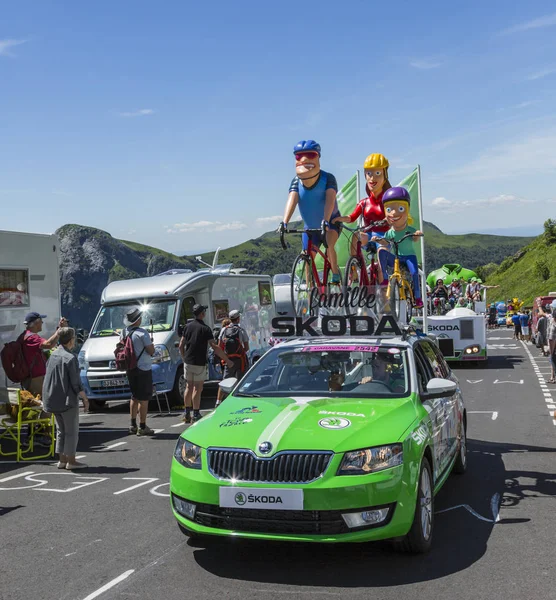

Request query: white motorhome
[
  {"left": 0, "top": 230, "right": 61, "bottom": 401},
  {"left": 78, "top": 264, "right": 275, "bottom": 405}
]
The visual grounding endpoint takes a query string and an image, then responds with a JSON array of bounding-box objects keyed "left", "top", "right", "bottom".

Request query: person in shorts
[
  {"left": 216, "top": 309, "right": 250, "bottom": 405},
  {"left": 179, "top": 304, "right": 232, "bottom": 423},
  {"left": 123, "top": 307, "right": 156, "bottom": 436},
  {"left": 519, "top": 310, "right": 530, "bottom": 341}
]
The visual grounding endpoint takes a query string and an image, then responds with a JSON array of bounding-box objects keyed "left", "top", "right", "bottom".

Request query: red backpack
[
  {"left": 1, "top": 333, "right": 33, "bottom": 383},
  {"left": 114, "top": 330, "right": 144, "bottom": 371}
]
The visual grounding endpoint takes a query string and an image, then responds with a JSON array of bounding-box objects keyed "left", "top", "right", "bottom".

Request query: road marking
[
  {"left": 493, "top": 379, "right": 524, "bottom": 385},
  {"left": 79, "top": 429, "right": 130, "bottom": 433},
  {"left": 171, "top": 422, "right": 186, "bottom": 427},
  {"left": 104, "top": 442, "right": 127, "bottom": 450},
  {"left": 113, "top": 477, "right": 159, "bottom": 495},
  {"left": 469, "top": 410, "right": 498, "bottom": 420},
  {"left": 466, "top": 379, "right": 484, "bottom": 384},
  {"left": 0, "top": 471, "right": 35, "bottom": 483},
  {"left": 547, "top": 405, "right": 556, "bottom": 410},
  {"left": 82, "top": 569, "right": 135, "bottom": 600},
  {"left": 153, "top": 428, "right": 164, "bottom": 434},
  {"left": 150, "top": 482, "right": 170, "bottom": 497}
]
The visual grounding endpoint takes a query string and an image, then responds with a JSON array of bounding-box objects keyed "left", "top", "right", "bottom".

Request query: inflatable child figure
[
  {"left": 281, "top": 140, "right": 342, "bottom": 283},
  {"left": 373, "top": 186, "right": 423, "bottom": 308}
]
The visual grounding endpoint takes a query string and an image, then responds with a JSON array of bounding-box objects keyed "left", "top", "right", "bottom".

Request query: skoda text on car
[{"left": 170, "top": 333, "right": 467, "bottom": 552}]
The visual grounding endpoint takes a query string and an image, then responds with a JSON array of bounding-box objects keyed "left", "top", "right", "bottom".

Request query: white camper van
[
  {"left": 78, "top": 264, "right": 275, "bottom": 405},
  {"left": 0, "top": 230, "right": 61, "bottom": 401}
]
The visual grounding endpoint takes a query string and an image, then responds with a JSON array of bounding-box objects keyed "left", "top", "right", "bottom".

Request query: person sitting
[{"left": 431, "top": 279, "right": 450, "bottom": 313}]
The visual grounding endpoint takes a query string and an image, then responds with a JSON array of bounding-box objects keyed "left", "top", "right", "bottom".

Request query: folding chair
[
  {"left": 0, "top": 389, "right": 55, "bottom": 461},
  {"left": 152, "top": 382, "right": 171, "bottom": 415}
]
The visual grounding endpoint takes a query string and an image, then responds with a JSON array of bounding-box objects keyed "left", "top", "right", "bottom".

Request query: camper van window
[
  {"left": 90, "top": 299, "right": 177, "bottom": 337},
  {"left": 179, "top": 297, "right": 196, "bottom": 328},
  {"left": 0, "top": 269, "right": 30, "bottom": 307}
]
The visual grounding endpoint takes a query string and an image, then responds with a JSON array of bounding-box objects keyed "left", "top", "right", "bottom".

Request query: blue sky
[{"left": 2, "top": 1, "right": 556, "bottom": 253}]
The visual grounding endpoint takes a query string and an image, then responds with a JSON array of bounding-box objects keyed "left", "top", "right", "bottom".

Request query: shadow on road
[{"left": 190, "top": 438, "right": 556, "bottom": 587}]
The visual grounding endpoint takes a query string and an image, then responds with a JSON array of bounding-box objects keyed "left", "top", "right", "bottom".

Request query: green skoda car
[{"left": 170, "top": 334, "right": 467, "bottom": 553}]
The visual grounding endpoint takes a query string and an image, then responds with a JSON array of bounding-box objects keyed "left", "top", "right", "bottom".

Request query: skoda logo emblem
[
  {"left": 258, "top": 441, "right": 272, "bottom": 454},
  {"left": 109, "top": 360, "right": 117, "bottom": 370},
  {"left": 319, "top": 417, "right": 351, "bottom": 430},
  {"left": 234, "top": 492, "right": 246, "bottom": 506}
]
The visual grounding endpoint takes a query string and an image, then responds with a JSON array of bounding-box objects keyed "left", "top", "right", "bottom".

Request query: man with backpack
[
  {"left": 216, "top": 309, "right": 250, "bottom": 406},
  {"left": 0, "top": 312, "right": 67, "bottom": 395},
  {"left": 119, "top": 307, "right": 156, "bottom": 436},
  {"left": 179, "top": 304, "right": 233, "bottom": 423}
]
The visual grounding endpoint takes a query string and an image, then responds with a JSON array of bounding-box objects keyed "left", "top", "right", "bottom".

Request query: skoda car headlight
[
  {"left": 174, "top": 438, "right": 202, "bottom": 469},
  {"left": 338, "top": 444, "right": 403, "bottom": 475},
  {"left": 152, "top": 344, "right": 171, "bottom": 364}
]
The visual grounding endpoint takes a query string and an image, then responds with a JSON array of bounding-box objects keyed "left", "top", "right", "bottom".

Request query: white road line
[
  {"left": 104, "top": 442, "right": 127, "bottom": 450},
  {"left": 153, "top": 428, "right": 164, "bottom": 434},
  {"left": 171, "top": 422, "right": 186, "bottom": 427},
  {"left": 468, "top": 410, "right": 498, "bottom": 420},
  {"left": 82, "top": 569, "right": 135, "bottom": 600},
  {"left": 79, "top": 429, "right": 130, "bottom": 433},
  {"left": 75, "top": 455, "right": 87, "bottom": 460},
  {"left": 113, "top": 477, "right": 159, "bottom": 495},
  {"left": 547, "top": 405, "right": 556, "bottom": 410},
  {"left": 0, "top": 471, "right": 35, "bottom": 483},
  {"left": 521, "top": 340, "right": 556, "bottom": 434}
]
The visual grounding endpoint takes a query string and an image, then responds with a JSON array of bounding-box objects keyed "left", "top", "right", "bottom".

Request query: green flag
[
  {"left": 315, "top": 172, "right": 358, "bottom": 271},
  {"left": 396, "top": 167, "right": 423, "bottom": 264}
]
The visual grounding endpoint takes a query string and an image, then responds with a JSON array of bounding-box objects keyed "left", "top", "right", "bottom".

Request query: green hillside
[
  {"left": 483, "top": 226, "right": 556, "bottom": 305},
  {"left": 191, "top": 221, "right": 535, "bottom": 276}
]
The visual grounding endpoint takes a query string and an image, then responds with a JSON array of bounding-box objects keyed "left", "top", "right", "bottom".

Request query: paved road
[{"left": 1, "top": 330, "right": 555, "bottom": 600}]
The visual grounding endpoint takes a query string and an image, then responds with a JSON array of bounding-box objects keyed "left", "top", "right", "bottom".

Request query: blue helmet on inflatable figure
[
  {"left": 293, "top": 140, "right": 321, "bottom": 156},
  {"left": 382, "top": 186, "right": 411, "bottom": 205}
]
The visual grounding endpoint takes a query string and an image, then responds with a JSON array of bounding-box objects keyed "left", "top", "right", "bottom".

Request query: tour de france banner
[{"left": 316, "top": 167, "right": 424, "bottom": 272}]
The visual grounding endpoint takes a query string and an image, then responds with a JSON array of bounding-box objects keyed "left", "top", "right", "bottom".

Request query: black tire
[
  {"left": 170, "top": 365, "right": 185, "bottom": 404},
  {"left": 291, "top": 254, "right": 315, "bottom": 317},
  {"left": 452, "top": 419, "right": 467, "bottom": 474},
  {"left": 390, "top": 279, "right": 401, "bottom": 320},
  {"left": 397, "top": 457, "right": 434, "bottom": 554},
  {"left": 344, "top": 257, "right": 362, "bottom": 316}
]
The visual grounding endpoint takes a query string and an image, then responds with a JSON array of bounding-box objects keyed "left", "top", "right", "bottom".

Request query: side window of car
[
  {"left": 429, "top": 341, "right": 451, "bottom": 378},
  {"left": 178, "top": 297, "right": 196, "bottom": 335},
  {"left": 420, "top": 341, "right": 444, "bottom": 379},
  {"left": 413, "top": 346, "right": 433, "bottom": 394}
]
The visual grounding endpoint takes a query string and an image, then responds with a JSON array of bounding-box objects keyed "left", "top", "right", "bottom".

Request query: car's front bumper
[{"left": 169, "top": 457, "right": 417, "bottom": 543}]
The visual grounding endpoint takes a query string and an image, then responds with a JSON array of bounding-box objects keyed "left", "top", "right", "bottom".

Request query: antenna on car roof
[{"left": 196, "top": 247, "right": 221, "bottom": 270}]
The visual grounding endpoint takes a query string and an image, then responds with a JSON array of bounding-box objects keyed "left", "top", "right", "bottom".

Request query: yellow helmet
[{"left": 364, "top": 153, "right": 389, "bottom": 170}]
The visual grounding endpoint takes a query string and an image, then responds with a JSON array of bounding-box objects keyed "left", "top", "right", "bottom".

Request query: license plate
[
  {"left": 102, "top": 379, "right": 126, "bottom": 387},
  {"left": 219, "top": 487, "right": 303, "bottom": 510}
]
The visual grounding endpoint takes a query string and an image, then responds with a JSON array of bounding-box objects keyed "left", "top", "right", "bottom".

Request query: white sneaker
[{"left": 66, "top": 461, "right": 88, "bottom": 470}]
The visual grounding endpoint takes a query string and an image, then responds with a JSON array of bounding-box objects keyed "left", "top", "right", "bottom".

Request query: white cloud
[
  {"left": 428, "top": 194, "right": 533, "bottom": 213},
  {"left": 167, "top": 220, "right": 247, "bottom": 234},
  {"left": 256, "top": 215, "right": 282, "bottom": 225},
  {"left": 409, "top": 58, "right": 443, "bottom": 70},
  {"left": 118, "top": 109, "right": 156, "bottom": 118},
  {"left": 0, "top": 39, "right": 27, "bottom": 57},
  {"left": 527, "top": 67, "right": 556, "bottom": 81},
  {"left": 501, "top": 12, "right": 556, "bottom": 35},
  {"left": 434, "top": 128, "right": 556, "bottom": 182}
]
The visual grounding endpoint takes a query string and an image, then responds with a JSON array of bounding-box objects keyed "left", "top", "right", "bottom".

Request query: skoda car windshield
[
  {"left": 236, "top": 344, "right": 409, "bottom": 398},
  {"left": 90, "top": 299, "right": 177, "bottom": 337}
]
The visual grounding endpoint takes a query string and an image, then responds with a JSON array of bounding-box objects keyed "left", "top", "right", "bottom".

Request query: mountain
[
  {"left": 479, "top": 227, "right": 556, "bottom": 305},
  {"left": 56, "top": 224, "right": 197, "bottom": 329},
  {"left": 191, "top": 221, "right": 535, "bottom": 276},
  {"left": 56, "top": 222, "right": 535, "bottom": 329}
]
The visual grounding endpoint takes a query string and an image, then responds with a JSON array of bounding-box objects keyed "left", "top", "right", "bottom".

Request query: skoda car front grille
[{"left": 207, "top": 449, "right": 332, "bottom": 483}]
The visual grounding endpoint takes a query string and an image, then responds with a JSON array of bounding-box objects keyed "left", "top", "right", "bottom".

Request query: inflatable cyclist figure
[
  {"left": 281, "top": 140, "right": 342, "bottom": 284},
  {"left": 372, "top": 186, "right": 423, "bottom": 308}
]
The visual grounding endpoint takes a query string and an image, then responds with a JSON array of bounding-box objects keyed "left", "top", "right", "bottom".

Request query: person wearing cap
[
  {"left": 21, "top": 312, "right": 68, "bottom": 396},
  {"left": 216, "top": 309, "right": 250, "bottom": 406},
  {"left": 179, "top": 304, "right": 233, "bottom": 422},
  {"left": 122, "top": 307, "right": 156, "bottom": 436}
]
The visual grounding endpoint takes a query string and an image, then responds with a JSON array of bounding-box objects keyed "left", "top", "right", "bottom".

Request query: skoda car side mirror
[{"left": 421, "top": 378, "right": 457, "bottom": 401}]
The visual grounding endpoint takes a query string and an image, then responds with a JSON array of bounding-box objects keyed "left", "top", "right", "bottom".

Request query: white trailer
[
  {"left": 427, "top": 307, "right": 487, "bottom": 363},
  {"left": 0, "top": 230, "right": 61, "bottom": 401}
]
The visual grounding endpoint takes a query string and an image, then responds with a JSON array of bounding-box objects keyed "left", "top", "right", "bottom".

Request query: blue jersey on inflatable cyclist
[
  {"left": 372, "top": 186, "right": 423, "bottom": 307},
  {"left": 281, "top": 140, "right": 342, "bottom": 284}
]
